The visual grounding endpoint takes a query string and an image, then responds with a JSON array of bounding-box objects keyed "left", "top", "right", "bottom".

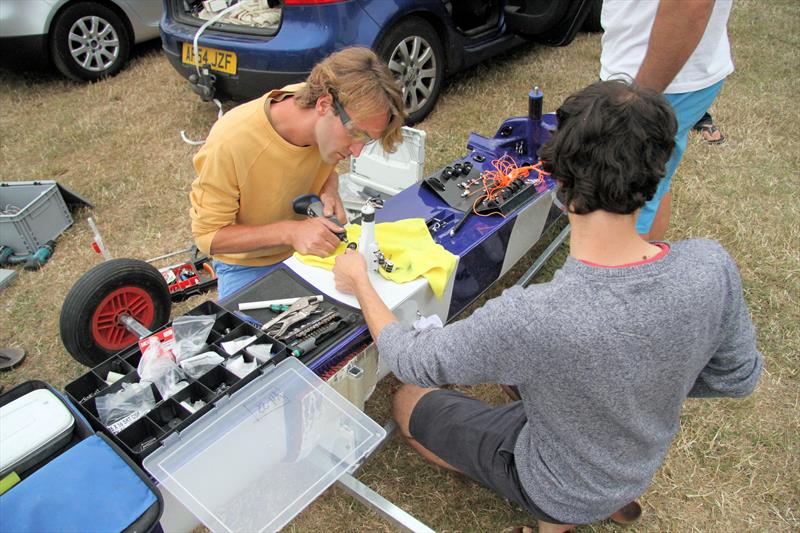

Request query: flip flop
[
  {"left": 0, "top": 348, "right": 26, "bottom": 371},
  {"left": 694, "top": 123, "right": 726, "bottom": 145}
]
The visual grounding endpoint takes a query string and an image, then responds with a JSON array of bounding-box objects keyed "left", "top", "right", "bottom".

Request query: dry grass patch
[{"left": 0, "top": 1, "right": 798, "bottom": 530}]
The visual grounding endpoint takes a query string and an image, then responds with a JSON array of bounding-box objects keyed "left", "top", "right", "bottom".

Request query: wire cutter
[{"left": 260, "top": 295, "right": 323, "bottom": 338}]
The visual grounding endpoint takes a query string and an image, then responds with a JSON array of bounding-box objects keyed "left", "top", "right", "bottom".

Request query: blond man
[{"left": 190, "top": 47, "right": 405, "bottom": 299}]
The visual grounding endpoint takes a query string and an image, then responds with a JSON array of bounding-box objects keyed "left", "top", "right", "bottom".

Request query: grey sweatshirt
[{"left": 377, "top": 239, "right": 763, "bottom": 524}]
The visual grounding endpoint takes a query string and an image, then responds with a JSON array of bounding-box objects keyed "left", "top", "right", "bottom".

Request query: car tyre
[
  {"left": 60, "top": 258, "right": 171, "bottom": 367},
  {"left": 50, "top": 1, "right": 131, "bottom": 82},
  {"left": 377, "top": 17, "right": 444, "bottom": 125}
]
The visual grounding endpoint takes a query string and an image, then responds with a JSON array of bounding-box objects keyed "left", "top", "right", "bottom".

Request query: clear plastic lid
[{"left": 143, "top": 357, "right": 385, "bottom": 532}]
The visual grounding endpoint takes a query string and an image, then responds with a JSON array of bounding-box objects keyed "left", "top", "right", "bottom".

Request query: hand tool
[
  {"left": 260, "top": 295, "right": 323, "bottom": 337},
  {"left": 292, "top": 193, "right": 347, "bottom": 241}
]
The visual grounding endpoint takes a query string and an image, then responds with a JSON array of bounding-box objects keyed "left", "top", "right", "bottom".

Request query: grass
[{"left": 1, "top": 1, "right": 798, "bottom": 530}]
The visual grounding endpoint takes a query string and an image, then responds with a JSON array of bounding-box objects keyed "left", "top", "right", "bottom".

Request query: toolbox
[
  {"left": 62, "top": 277, "right": 383, "bottom": 531},
  {"left": 0, "top": 381, "right": 163, "bottom": 532},
  {"left": 65, "top": 300, "right": 291, "bottom": 462},
  {"left": 223, "top": 265, "right": 370, "bottom": 371}
]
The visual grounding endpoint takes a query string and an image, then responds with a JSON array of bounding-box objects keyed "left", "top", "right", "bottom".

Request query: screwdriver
[{"left": 449, "top": 212, "right": 470, "bottom": 237}]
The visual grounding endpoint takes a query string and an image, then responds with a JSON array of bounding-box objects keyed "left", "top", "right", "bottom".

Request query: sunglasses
[{"left": 331, "top": 93, "right": 377, "bottom": 145}]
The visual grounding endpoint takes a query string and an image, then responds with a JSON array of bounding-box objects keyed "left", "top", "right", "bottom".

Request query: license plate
[{"left": 182, "top": 43, "right": 237, "bottom": 75}]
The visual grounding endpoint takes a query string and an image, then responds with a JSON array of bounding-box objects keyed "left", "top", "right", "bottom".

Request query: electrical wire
[
  {"left": 180, "top": 1, "right": 246, "bottom": 145},
  {"left": 472, "top": 155, "right": 550, "bottom": 217}
]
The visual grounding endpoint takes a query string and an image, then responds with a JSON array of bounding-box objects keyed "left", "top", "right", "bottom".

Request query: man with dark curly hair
[
  {"left": 189, "top": 47, "right": 405, "bottom": 300},
  {"left": 332, "top": 80, "right": 762, "bottom": 532}
]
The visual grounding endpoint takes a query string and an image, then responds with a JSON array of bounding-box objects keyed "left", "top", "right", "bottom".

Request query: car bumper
[
  {"left": 159, "top": 2, "right": 380, "bottom": 100},
  {"left": 162, "top": 43, "right": 307, "bottom": 101}
]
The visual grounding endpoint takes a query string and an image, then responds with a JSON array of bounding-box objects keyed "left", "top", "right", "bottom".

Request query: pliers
[{"left": 260, "top": 295, "right": 323, "bottom": 338}]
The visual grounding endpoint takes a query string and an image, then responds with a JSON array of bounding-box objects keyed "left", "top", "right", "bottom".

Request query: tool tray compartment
[
  {"left": 224, "top": 266, "right": 369, "bottom": 372},
  {"left": 161, "top": 255, "right": 218, "bottom": 302},
  {"left": 65, "top": 300, "right": 289, "bottom": 464}
]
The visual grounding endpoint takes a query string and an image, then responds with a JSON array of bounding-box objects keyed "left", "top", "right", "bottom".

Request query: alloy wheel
[
  {"left": 68, "top": 15, "right": 120, "bottom": 72},
  {"left": 387, "top": 35, "right": 438, "bottom": 117}
]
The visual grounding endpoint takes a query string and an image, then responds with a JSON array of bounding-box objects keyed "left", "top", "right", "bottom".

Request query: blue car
[{"left": 160, "top": 0, "right": 600, "bottom": 124}]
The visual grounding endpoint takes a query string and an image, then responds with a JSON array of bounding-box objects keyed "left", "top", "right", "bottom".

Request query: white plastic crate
[
  {"left": 0, "top": 181, "right": 73, "bottom": 254},
  {"left": 339, "top": 126, "right": 426, "bottom": 215}
]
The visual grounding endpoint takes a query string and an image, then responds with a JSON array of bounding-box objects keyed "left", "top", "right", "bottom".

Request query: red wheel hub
[{"left": 91, "top": 286, "right": 155, "bottom": 351}]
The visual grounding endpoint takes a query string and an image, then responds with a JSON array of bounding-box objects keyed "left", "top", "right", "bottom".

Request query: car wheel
[
  {"left": 50, "top": 1, "right": 131, "bottom": 82},
  {"left": 377, "top": 17, "right": 445, "bottom": 125}
]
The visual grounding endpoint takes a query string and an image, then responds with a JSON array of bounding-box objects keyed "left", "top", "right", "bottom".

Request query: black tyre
[
  {"left": 377, "top": 17, "right": 445, "bottom": 125},
  {"left": 60, "top": 259, "right": 171, "bottom": 367},
  {"left": 50, "top": 1, "right": 131, "bottom": 82}
]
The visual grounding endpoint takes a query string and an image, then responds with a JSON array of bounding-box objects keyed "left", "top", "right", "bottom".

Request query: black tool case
[
  {"left": 64, "top": 281, "right": 368, "bottom": 464},
  {"left": 222, "top": 265, "right": 370, "bottom": 373},
  {"left": 63, "top": 291, "right": 381, "bottom": 532},
  {"left": 0, "top": 380, "right": 163, "bottom": 532},
  {"left": 65, "top": 300, "right": 290, "bottom": 463}
]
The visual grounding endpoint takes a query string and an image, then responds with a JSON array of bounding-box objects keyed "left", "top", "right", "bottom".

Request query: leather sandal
[{"left": 693, "top": 122, "right": 726, "bottom": 144}]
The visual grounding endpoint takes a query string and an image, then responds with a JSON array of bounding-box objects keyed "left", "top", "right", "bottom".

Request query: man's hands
[
  {"left": 333, "top": 248, "right": 397, "bottom": 340},
  {"left": 320, "top": 172, "right": 347, "bottom": 224},
  {"left": 291, "top": 217, "right": 344, "bottom": 257},
  {"left": 209, "top": 172, "right": 346, "bottom": 258},
  {"left": 333, "top": 248, "right": 368, "bottom": 294}
]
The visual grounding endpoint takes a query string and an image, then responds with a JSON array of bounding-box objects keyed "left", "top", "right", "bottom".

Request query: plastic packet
[
  {"left": 172, "top": 314, "right": 216, "bottom": 362},
  {"left": 179, "top": 351, "right": 224, "bottom": 379},
  {"left": 221, "top": 335, "right": 256, "bottom": 355},
  {"left": 152, "top": 371, "right": 189, "bottom": 400},
  {"left": 137, "top": 338, "right": 172, "bottom": 379},
  {"left": 137, "top": 338, "right": 187, "bottom": 399},
  {"left": 245, "top": 343, "right": 273, "bottom": 363},
  {"left": 96, "top": 382, "right": 156, "bottom": 433},
  {"left": 224, "top": 355, "right": 257, "bottom": 379}
]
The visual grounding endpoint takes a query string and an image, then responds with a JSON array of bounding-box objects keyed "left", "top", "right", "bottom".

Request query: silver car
[{"left": 0, "top": 0, "right": 161, "bottom": 81}]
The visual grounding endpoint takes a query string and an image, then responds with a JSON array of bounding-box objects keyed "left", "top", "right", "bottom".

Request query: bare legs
[{"left": 392, "top": 383, "right": 463, "bottom": 473}]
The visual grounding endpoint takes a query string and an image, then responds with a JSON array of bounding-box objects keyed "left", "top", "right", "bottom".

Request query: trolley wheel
[{"left": 60, "top": 258, "right": 171, "bottom": 367}]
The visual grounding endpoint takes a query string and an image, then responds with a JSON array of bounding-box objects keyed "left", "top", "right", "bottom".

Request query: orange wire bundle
[{"left": 473, "top": 155, "right": 550, "bottom": 217}]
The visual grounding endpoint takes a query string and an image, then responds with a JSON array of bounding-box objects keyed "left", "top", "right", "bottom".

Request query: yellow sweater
[{"left": 189, "top": 84, "right": 335, "bottom": 266}]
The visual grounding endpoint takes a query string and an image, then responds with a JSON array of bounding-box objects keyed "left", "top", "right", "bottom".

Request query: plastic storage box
[
  {"left": 65, "top": 300, "right": 289, "bottom": 463},
  {"left": 0, "top": 181, "right": 73, "bottom": 254},
  {"left": 143, "top": 357, "right": 386, "bottom": 532},
  {"left": 65, "top": 302, "right": 384, "bottom": 531},
  {"left": 0, "top": 389, "right": 75, "bottom": 477}
]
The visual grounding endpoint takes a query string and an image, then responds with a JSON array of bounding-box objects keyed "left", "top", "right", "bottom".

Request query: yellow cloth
[
  {"left": 189, "top": 83, "right": 335, "bottom": 267},
  {"left": 294, "top": 218, "right": 456, "bottom": 299}
]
